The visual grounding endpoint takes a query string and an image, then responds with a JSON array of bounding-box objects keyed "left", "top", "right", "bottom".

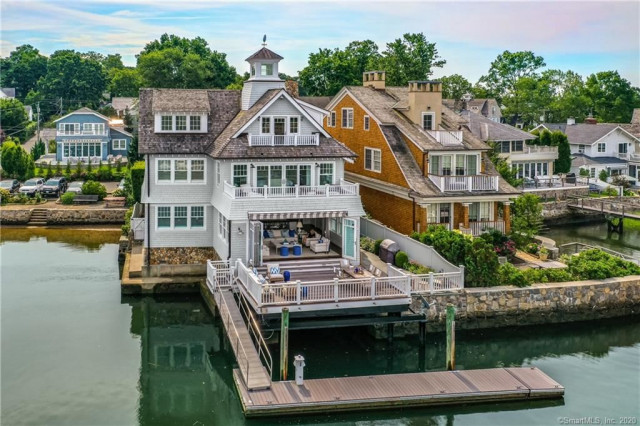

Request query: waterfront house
[
  {"left": 621, "top": 109, "right": 640, "bottom": 182},
  {"left": 533, "top": 117, "right": 640, "bottom": 182},
  {"left": 54, "top": 107, "right": 132, "bottom": 164},
  {"left": 444, "top": 97, "right": 502, "bottom": 122},
  {"left": 138, "top": 45, "right": 365, "bottom": 269},
  {"left": 317, "top": 72, "right": 519, "bottom": 237}
]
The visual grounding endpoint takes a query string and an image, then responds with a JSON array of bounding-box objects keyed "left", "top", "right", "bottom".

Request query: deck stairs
[{"left": 28, "top": 208, "right": 49, "bottom": 225}]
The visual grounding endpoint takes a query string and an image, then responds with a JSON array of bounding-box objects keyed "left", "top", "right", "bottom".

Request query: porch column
[
  {"left": 462, "top": 203, "right": 470, "bottom": 229},
  {"left": 503, "top": 201, "right": 512, "bottom": 234}
]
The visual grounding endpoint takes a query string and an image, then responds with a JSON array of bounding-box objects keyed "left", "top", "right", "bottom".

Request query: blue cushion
[
  {"left": 267, "top": 230, "right": 274, "bottom": 238},
  {"left": 270, "top": 266, "right": 280, "bottom": 274},
  {"left": 252, "top": 267, "right": 258, "bottom": 275},
  {"left": 281, "top": 229, "right": 288, "bottom": 237},
  {"left": 263, "top": 230, "right": 269, "bottom": 238},
  {"left": 318, "top": 238, "right": 324, "bottom": 243},
  {"left": 288, "top": 229, "right": 295, "bottom": 237}
]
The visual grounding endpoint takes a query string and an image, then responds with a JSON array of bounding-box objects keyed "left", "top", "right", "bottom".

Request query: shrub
[
  {"left": 511, "top": 193, "right": 543, "bottom": 247},
  {"left": 112, "top": 188, "right": 127, "bottom": 197},
  {"left": 404, "top": 260, "right": 433, "bottom": 274},
  {"left": 522, "top": 268, "right": 573, "bottom": 284},
  {"left": 611, "top": 175, "right": 630, "bottom": 189},
  {"left": 480, "top": 229, "right": 516, "bottom": 260},
  {"left": 525, "top": 243, "right": 540, "bottom": 254},
  {"left": 0, "top": 188, "right": 10, "bottom": 204},
  {"left": 60, "top": 192, "right": 75, "bottom": 205},
  {"left": 121, "top": 206, "right": 134, "bottom": 235},
  {"left": 602, "top": 186, "right": 619, "bottom": 197},
  {"left": 579, "top": 168, "right": 590, "bottom": 177},
  {"left": 599, "top": 169, "right": 609, "bottom": 182},
  {"left": 81, "top": 180, "right": 107, "bottom": 200},
  {"left": 498, "top": 263, "right": 529, "bottom": 287},
  {"left": 463, "top": 238, "right": 500, "bottom": 287},
  {"left": 65, "top": 161, "right": 72, "bottom": 176},
  {"left": 374, "top": 239, "right": 383, "bottom": 255},
  {"left": 395, "top": 251, "right": 409, "bottom": 268},
  {"left": 130, "top": 161, "right": 145, "bottom": 203},
  {"left": 564, "top": 249, "right": 640, "bottom": 280},
  {"left": 360, "top": 236, "right": 376, "bottom": 252}
]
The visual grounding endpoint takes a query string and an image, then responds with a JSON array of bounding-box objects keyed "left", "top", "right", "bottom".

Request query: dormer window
[
  {"left": 176, "top": 116, "right": 187, "bottom": 131},
  {"left": 155, "top": 113, "right": 208, "bottom": 133},
  {"left": 161, "top": 116, "right": 172, "bottom": 131},
  {"left": 261, "top": 117, "right": 271, "bottom": 134},
  {"left": 422, "top": 112, "right": 435, "bottom": 130},
  {"left": 190, "top": 116, "right": 201, "bottom": 131},
  {"left": 251, "top": 65, "right": 256, "bottom": 76},
  {"left": 261, "top": 63, "right": 273, "bottom": 76}
]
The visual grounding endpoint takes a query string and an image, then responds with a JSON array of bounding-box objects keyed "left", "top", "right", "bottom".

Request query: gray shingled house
[{"left": 138, "top": 45, "right": 365, "bottom": 269}]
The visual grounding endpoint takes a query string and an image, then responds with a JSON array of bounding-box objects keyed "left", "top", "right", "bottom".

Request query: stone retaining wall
[
  {"left": 407, "top": 276, "right": 640, "bottom": 333},
  {"left": 0, "top": 207, "right": 127, "bottom": 225},
  {"left": 0, "top": 209, "right": 32, "bottom": 224},
  {"left": 149, "top": 247, "right": 220, "bottom": 265},
  {"left": 542, "top": 200, "right": 603, "bottom": 223},
  {"left": 528, "top": 186, "right": 590, "bottom": 201}
]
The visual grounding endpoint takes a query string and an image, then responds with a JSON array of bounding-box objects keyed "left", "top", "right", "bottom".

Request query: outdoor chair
[
  {"left": 266, "top": 263, "right": 284, "bottom": 283},
  {"left": 310, "top": 240, "right": 330, "bottom": 253}
]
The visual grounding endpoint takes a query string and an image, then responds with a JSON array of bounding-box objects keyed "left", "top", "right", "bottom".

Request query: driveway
[{"left": 22, "top": 128, "right": 56, "bottom": 153}]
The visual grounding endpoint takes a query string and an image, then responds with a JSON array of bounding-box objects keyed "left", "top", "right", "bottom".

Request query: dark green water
[{"left": 2, "top": 229, "right": 639, "bottom": 426}]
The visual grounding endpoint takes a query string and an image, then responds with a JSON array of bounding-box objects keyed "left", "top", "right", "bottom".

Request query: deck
[
  {"left": 568, "top": 198, "right": 640, "bottom": 220},
  {"left": 234, "top": 367, "right": 564, "bottom": 417}
]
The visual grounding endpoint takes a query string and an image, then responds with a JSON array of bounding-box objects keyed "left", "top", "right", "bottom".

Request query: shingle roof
[
  {"left": 462, "top": 111, "right": 535, "bottom": 142},
  {"left": 1, "top": 88, "right": 16, "bottom": 98},
  {"left": 138, "top": 88, "right": 240, "bottom": 155},
  {"left": 111, "top": 97, "right": 137, "bottom": 111},
  {"left": 150, "top": 89, "right": 211, "bottom": 113},
  {"left": 245, "top": 47, "right": 283, "bottom": 61},
  {"left": 298, "top": 96, "right": 333, "bottom": 109},
  {"left": 546, "top": 123, "right": 620, "bottom": 144},
  {"left": 572, "top": 154, "right": 628, "bottom": 167}
]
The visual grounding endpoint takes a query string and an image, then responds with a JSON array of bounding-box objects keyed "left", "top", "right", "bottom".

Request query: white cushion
[{"left": 270, "top": 266, "right": 280, "bottom": 274}]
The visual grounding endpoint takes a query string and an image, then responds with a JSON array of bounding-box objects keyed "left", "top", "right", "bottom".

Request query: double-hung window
[
  {"left": 598, "top": 143, "right": 606, "bottom": 153},
  {"left": 174, "top": 160, "right": 188, "bottom": 181},
  {"left": 364, "top": 148, "right": 381, "bottom": 172},
  {"left": 261, "top": 117, "right": 271, "bottom": 134},
  {"left": 578, "top": 144, "right": 585, "bottom": 153},
  {"left": 161, "top": 116, "right": 172, "bottom": 131},
  {"left": 174, "top": 206, "right": 188, "bottom": 228},
  {"left": 157, "top": 207, "right": 171, "bottom": 228},
  {"left": 233, "top": 165, "right": 248, "bottom": 186},
  {"left": 113, "top": 139, "right": 126, "bottom": 150},
  {"left": 422, "top": 112, "right": 435, "bottom": 130},
  {"left": 289, "top": 117, "right": 299, "bottom": 134},
  {"left": 191, "top": 206, "right": 204, "bottom": 228},
  {"left": 330, "top": 111, "right": 336, "bottom": 127},
  {"left": 319, "top": 163, "right": 334, "bottom": 185},
  {"left": 364, "top": 115, "right": 370, "bottom": 131},
  {"left": 175, "top": 116, "right": 187, "bottom": 131},
  {"left": 218, "top": 212, "right": 229, "bottom": 241},
  {"left": 83, "top": 123, "right": 93, "bottom": 134},
  {"left": 191, "top": 160, "right": 204, "bottom": 181},
  {"left": 511, "top": 141, "right": 523, "bottom": 152},
  {"left": 341, "top": 108, "right": 353, "bottom": 128},
  {"left": 158, "top": 160, "right": 171, "bottom": 181},
  {"left": 190, "top": 116, "right": 201, "bottom": 131},
  {"left": 216, "top": 161, "right": 221, "bottom": 186}
]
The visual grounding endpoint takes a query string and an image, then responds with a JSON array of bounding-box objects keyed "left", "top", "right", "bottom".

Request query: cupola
[{"left": 241, "top": 37, "right": 286, "bottom": 110}]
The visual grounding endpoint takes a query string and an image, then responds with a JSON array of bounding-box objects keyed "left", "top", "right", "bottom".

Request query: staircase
[{"left": 28, "top": 208, "right": 49, "bottom": 226}]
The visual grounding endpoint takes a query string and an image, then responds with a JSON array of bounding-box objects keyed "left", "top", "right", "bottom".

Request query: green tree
[
  {"left": 137, "top": 34, "right": 236, "bottom": 89},
  {"left": 544, "top": 70, "right": 589, "bottom": 123},
  {"left": 38, "top": 50, "right": 107, "bottom": 109},
  {"left": 375, "top": 33, "right": 446, "bottom": 86},
  {"left": 440, "top": 74, "right": 472, "bottom": 108},
  {"left": 127, "top": 135, "right": 140, "bottom": 162},
  {"left": 584, "top": 71, "right": 640, "bottom": 123},
  {"left": 552, "top": 131, "right": 571, "bottom": 173},
  {"left": 488, "top": 142, "right": 522, "bottom": 188},
  {"left": 511, "top": 193, "right": 543, "bottom": 246},
  {"left": 0, "top": 98, "right": 29, "bottom": 140},
  {"left": 0, "top": 45, "right": 48, "bottom": 100},
  {"left": 30, "top": 140, "right": 45, "bottom": 161},
  {"left": 0, "top": 138, "right": 33, "bottom": 180},
  {"left": 478, "top": 51, "right": 546, "bottom": 118}
]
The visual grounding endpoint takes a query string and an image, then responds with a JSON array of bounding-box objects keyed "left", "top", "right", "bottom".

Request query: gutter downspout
[
  {"left": 227, "top": 223, "right": 232, "bottom": 260},
  {"left": 146, "top": 154, "right": 150, "bottom": 267},
  {"left": 409, "top": 190, "right": 417, "bottom": 232}
]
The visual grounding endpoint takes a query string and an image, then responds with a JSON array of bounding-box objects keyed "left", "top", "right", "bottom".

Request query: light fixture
[
  {"left": 237, "top": 227, "right": 244, "bottom": 235},
  {"left": 315, "top": 163, "right": 319, "bottom": 167},
  {"left": 250, "top": 163, "right": 255, "bottom": 168}
]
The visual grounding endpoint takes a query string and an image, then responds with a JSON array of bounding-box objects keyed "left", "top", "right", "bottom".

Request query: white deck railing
[
  {"left": 459, "top": 220, "right": 505, "bottom": 236},
  {"left": 387, "top": 264, "right": 464, "bottom": 293},
  {"left": 248, "top": 134, "right": 319, "bottom": 147},
  {"left": 223, "top": 179, "right": 359, "bottom": 199},
  {"left": 428, "top": 174, "right": 499, "bottom": 192},
  {"left": 630, "top": 153, "right": 640, "bottom": 162},
  {"left": 427, "top": 131, "right": 463, "bottom": 146}
]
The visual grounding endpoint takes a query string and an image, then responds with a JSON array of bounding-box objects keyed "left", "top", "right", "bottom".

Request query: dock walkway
[
  {"left": 234, "top": 366, "right": 564, "bottom": 417},
  {"left": 215, "top": 288, "right": 272, "bottom": 390}
]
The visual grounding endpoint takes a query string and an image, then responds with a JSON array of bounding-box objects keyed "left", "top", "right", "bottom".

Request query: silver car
[
  {"left": 66, "top": 181, "right": 84, "bottom": 194},
  {"left": 19, "top": 178, "right": 45, "bottom": 196}
]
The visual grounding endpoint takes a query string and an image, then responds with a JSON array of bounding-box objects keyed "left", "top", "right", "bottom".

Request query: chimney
[
  {"left": 362, "top": 71, "right": 386, "bottom": 90},
  {"left": 407, "top": 80, "right": 442, "bottom": 129},
  {"left": 285, "top": 80, "right": 299, "bottom": 98},
  {"left": 584, "top": 113, "right": 597, "bottom": 124},
  {"left": 567, "top": 117, "right": 576, "bottom": 125}
]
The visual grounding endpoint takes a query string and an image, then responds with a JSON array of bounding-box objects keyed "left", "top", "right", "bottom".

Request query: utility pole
[{"left": 37, "top": 102, "right": 45, "bottom": 155}]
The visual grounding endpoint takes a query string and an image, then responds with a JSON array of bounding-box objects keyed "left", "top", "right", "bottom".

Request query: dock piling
[
  {"left": 280, "top": 308, "right": 289, "bottom": 380},
  {"left": 446, "top": 304, "right": 455, "bottom": 370}
]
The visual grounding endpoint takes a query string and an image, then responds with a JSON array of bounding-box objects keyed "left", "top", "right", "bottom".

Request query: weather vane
[{"left": 262, "top": 34, "right": 267, "bottom": 47}]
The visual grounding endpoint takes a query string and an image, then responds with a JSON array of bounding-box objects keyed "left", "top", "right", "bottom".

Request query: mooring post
[
  {"left": 280, "top": 307, "right": 289, "bottom": 380},
  {"left": 387, "top": 322, "right": 394, "bottom": 343},
  {"left": 446, "top": 304, "right": 456, "bottom": 371}
]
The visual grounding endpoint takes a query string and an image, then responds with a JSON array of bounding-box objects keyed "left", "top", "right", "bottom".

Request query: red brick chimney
[
  {"left": 584, "top": 113, "right": 597, "bottom": 124},
  {"left": 285, "top": 80, "right": 299, "bottom": 98}
]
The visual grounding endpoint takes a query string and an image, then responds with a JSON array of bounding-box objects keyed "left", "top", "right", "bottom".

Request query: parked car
[
  {"left": 42, "top": 177, "right": 68, "bottom": 197},
  {"left": 19, "top": 178, "right": 45, "bottom": 196},
  {"left": 66, "top": 181, "right": 84, "bottom": 194},
  {"left": 0, "top": 179, "right": 20, "bottom": 193}
]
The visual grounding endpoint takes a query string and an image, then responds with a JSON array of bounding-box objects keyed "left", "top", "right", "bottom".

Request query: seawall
[{"left": 0, "top": 206, "right": 127, "bottom": 225}]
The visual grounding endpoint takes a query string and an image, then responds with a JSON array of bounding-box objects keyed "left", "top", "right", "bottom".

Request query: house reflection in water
[{"left": 125, "top": 296, "right": 245, "bottom": 425}]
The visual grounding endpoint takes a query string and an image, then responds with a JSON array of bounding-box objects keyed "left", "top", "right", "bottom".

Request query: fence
[
  {"left": 388, "top": 264, "right": 464, "bottom": 293},
  {"left": 360, "top": 217, "right": 461, "bottom": 273}
]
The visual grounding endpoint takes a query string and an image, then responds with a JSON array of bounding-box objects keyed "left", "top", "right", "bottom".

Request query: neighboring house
[
  {"left": 138, "top": 45, "right": 365, "bottom": 268},
  {"left": 460, "top": 110, "right": 557, "bottom": 179},
  {"left": 0, "top": 88, "right": 16, "bottom": 98},
  {"left": 443, "top": 98, "right": 502, "bottom": 122},
  {"left": 54, "top": 107, "right": 133, "bottom": 164},
  {"left": 111, "top": 97, "right": 139, "bottom": 118},
  {"left": 322, "top": 71, "right": 520, "bottom": 237},
  {"left": 533, "top": 117, "right": 639, "bottom": 181},
  {"left": 622, "top": 108, "right": 640, "bottom": 181}
]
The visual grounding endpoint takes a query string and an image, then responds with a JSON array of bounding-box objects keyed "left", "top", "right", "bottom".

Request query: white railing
[
  {"left": 428, "top": 174, "right": 499, "bottom": 192},
  {"left": 223, "top": 179, "right": 359, "bottom": 199},
  {"left": 618, "top": 152, "right": 630, "bottom": 160},
  {"left": 460, "top": 220, "right": 505, "bottom": 236},
  {"left": 235, "top": 260, "right": 410, "bottom": 308},
  {"left": 427, "top": 130, "right": 463, "bottom": 146},
  {"left": 248, "top": 134, "right": 319, "bottom": 147},
  {"left": 388, "top": 264, "right": 464, "bottom": 293}
]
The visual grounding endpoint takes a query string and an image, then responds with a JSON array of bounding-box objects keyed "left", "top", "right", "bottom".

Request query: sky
[{"left": 1, "top": 0, "right": 639, "bottom": 86}]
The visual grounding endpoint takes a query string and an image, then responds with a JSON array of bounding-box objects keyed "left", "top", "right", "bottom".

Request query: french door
[
  {"left": 248, "top": 221, "right": 263, "bottom": 266},
  {"left": 342, "top": 218, "right": 357, "bottom": 260}
]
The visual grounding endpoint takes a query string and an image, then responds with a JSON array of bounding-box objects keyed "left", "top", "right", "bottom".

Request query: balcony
[
  {"left": 499, "top": 145, "right": 558, "bottom": 161},
  {"left": 223, "top": 179, "right": 359, "bottom": 199},
  {"left": 428, "top": 174, "right": 499, "bottom": 192},
  {"left": 617, "top": 152, "right": 630, "bottom": 160},
  {"left": 460, "top": 220, "right": 505, "bottom": 236},
  {"left": 427, "top": 131, "right": 463, "bottom": 146},
  {"left": 630, "top": 153, "right": 640, "bottom": 162},
  {"left": 248, "top": 134, "right": 319, "bottom": 147}
]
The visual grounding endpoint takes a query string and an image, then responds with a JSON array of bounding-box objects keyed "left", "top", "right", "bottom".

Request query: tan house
[{"left": 316, "top": 71, "right": 520, "bottom": 236}]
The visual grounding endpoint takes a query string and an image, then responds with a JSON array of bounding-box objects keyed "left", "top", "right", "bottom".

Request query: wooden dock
[{"left": 233, "top": 367, "right": 564, "bottom": 417}]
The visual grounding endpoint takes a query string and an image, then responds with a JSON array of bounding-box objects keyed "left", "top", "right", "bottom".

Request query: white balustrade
[
  {"left": 428, "top": 174, "right": 499, "bottom": 192},
  {"left": 248, "top": 134, "right": 319, "bottom": 146},
  {"left": 223, "top": 180, "right": 359, "bottom": 199},
  {"left": 427, "top": 131, "right": 463, "bottom": 146}
]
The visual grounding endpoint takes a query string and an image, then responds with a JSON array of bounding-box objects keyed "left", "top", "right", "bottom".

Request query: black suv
[
  {"left": 42, "top": 177, "right": 68, "bottom": 197},
  {"left": 0, "top": 179, "right": 20, "bottom": 193}
]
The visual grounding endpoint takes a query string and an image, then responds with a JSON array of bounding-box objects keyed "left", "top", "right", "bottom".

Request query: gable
[
  {"left": 56, "top": 112, "right": 108, "bottom": 125},
  {"left": 110, "top": 127, "right": 133, "bottom": 139}
]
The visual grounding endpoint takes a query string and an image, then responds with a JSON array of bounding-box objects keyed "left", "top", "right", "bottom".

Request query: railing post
[
  {"left": 334, "top": 278, "right": 339, "bottom": 302},
  {"left": 429, "top": 272, "right": 434, "bottom": 292},
  {"left": 371, "top": 278, "right": 376, "bottom": 300},
  {"left": 296, "top": 280, "right": 301, "bottom": 304},
  {"left": 459, "top": 265, "right": 465, "bottom": 288},
  {"left": 467, "top": 176, "right": 473, "bottom": 191}
]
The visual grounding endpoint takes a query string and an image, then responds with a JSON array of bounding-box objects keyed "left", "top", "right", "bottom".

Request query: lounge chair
[{"left": 266, "top": 263, "right": 284, "bottom": 283}]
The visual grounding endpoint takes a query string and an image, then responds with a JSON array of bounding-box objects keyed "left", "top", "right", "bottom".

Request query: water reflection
[
  {"left": 543, "top": 220, "right": 640, "bottom": 258},
  {"left": 0, "top": 226, "right": 121, "bottom": 250}
]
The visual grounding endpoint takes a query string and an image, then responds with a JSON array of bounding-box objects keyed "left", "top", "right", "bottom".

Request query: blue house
[{"left": 54, "top": 107, "right": 133, "bottom": 164}]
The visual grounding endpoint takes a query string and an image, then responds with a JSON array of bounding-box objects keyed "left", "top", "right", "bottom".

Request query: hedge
[{"left": 131, "top": 161, "right": 145, "bottom": 203}]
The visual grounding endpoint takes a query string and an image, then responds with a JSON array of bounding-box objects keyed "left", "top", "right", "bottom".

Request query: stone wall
[
  {"left": 149, "top": 247, "right": 220, "bottom": 265},
  {"left": 47, "top": 209, "right": 127, "bottom": 224},
  {"left": 528, "top": 186, "right": 590, "bottom": 201},
  {"left": 542, "top": 199, "right": 603, "bottom": 224},
  {"left": 406, "top": 276, "right": 640, "bottom": 333},
  {"left": 0, "top": 209, "right": 32, "bottom": 224}
]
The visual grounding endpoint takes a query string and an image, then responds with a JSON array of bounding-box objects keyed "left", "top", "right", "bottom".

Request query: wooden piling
[
  {"left": 446, "top": 304, "right": 455, "bottom": 371},
  {"left": 280, "top": 307, "right": 289, "bottom": 380}
]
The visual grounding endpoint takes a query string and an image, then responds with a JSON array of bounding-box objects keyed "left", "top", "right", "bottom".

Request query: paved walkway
[
  {"left": 22, "top": 128, "right": 56, "bottom": 152},
  {"left": 515, "top": 250, "right": 567, "bottom": 270}
]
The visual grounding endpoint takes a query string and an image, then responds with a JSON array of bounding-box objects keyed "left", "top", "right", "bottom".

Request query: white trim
[
  {"left": 325, "top": 88, "right": 383, "bottom": 127},
  {"left": 296, "top": 98, "right": 330, "bottom": 115},
  {"left": 364, "top": 147, "right": 382, "bottom": 173},
  {"left": 341, "top": 108, "right": 354, "bottom": 129},
  {"left": 154, "top": 113, "right": 208, "bottom": 133},
  {"left": 232, "top": 89, "right": 330, "bottom": 138},
  {"left": 112, "top": 139, "right": 127, "bottom": 150},
  {"left": 154, "top": 158, "right": 207, "bottom": 185},
  {"left": 155, "top": 205, "right": 207, "bottom": 231},
  {"left": 216, "top": 160, "right": 221, "bottom": 187},
  {"left": 364, "top": 115, "right": 370, "bottom": 131},
  {"left": 110, "top": 126, "right": 134, "bottom": 138},
  {"left": 421, "top": 112, "right": 436, "bottom": 131},
  {"left": 218, "top": 211, "right": 229, "bottom": 242}
]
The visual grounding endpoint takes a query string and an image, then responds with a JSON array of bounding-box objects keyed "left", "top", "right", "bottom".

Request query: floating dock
[{"left": 233, "top": 366, "right": 564, "bottom": 417}]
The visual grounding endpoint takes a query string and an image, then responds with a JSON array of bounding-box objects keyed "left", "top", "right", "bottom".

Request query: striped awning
[{"left": 248, "top": 211, "right": 347, "bottom": 221}]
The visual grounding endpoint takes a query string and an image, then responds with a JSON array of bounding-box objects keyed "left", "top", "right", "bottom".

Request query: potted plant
[{"left": 539, "top": 246, "right": 549, "bottom": 261}]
